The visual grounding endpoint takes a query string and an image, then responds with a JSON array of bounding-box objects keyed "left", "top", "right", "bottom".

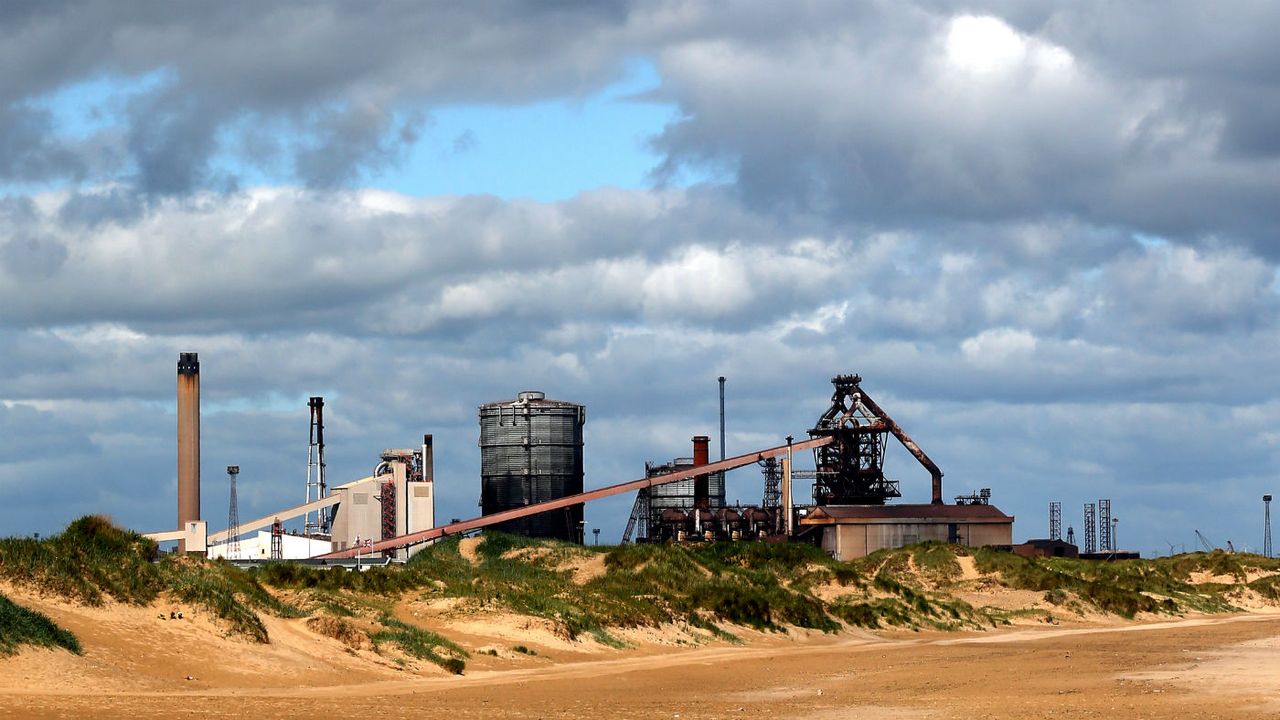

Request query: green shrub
[
  {"left": 370, "top": 615, "right": 468, "bottom": 673},
  {"left": 0, "top": 593, "right": 80, "bottom": 656}
]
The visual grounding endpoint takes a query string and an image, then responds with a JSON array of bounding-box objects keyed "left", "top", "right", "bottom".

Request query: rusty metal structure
[
  {"left": 808, "top": 374, "right": 943, "bottom": 505},
  {"left": 378, "top": 477, "right": 396, "bottom": 546},
  {"left": 270, "top": 517, "right": 283, "bottom": 560},
  {"left": 625, "top": 436, "right": 728, "bottom": 543},
  {"left": 176, "top": 353, "right": 201, "bottom": 552},
  {"left": 318, "top": 435, "right": 833, "bottom": 559}
]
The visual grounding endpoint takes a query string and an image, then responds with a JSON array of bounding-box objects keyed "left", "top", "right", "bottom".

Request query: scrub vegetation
[
  {"left": 4, "top": 517, "right": 1280, "bottom": 668},
  {"left": 0, "top": 593, "right": 80, "bottom": 656},
  {"left": 0, "top": 515, "right": 301, "bottom": 645}
]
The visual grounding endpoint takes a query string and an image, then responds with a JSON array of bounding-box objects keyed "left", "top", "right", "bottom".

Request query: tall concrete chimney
[{"left": 177, "top": 352, "right": 200, "bottom": 552}]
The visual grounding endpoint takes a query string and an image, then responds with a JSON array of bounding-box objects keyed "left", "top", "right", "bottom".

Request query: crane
[{"left": 1194, "top": 529, "right": 1216, "bottom": 552}]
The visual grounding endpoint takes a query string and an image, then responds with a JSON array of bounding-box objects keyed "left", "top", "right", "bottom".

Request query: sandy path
[{"left": 6, "top": 614, "right": 1280, "bottom": 718}]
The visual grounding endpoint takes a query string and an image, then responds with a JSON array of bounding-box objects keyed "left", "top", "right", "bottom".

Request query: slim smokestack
[
  {"left": 692, "top": 435, "right": 710, "bottom": 513},
  {"left": 692, "top": 435, "right": 710, "bottom": 467},
  {"left": 177, "top": 352, "right": 200, "bottom": 552},
  {"left": 718, "top": 376, "right": 726, "bottom": 462},
  {"left": 422, "top": 434, "right": 434, "bottom": 483}
]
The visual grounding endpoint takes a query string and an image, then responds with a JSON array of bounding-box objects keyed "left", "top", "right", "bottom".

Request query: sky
[{"left": 1, "top": 1, "right": 1279, "bottom": 557}]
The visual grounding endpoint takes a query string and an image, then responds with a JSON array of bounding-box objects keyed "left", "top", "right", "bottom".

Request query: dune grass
[
  {"left": 0, "top": 516, "right": 302, "bottom": 643},
  {"left": 7, "top": 517, "right": 1280, "bottom": 657},
  {"left": 370, "top": 615, "right": 468, "bottom": 674},
  {"left": 0, "top": 593, "right": 80, "bottom": 656}
]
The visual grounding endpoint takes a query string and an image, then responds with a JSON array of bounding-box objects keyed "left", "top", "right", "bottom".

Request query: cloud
[
  {"left": 649, "top": 3, "right": 1280, "bottom": 248},
  {"left": 0, "top": 2, "right": 1278, "bottom": 557}
]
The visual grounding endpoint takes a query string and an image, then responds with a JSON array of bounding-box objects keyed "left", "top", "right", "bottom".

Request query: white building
[{"left": 208, "top": 530, "right": 332, "bottom": 561}]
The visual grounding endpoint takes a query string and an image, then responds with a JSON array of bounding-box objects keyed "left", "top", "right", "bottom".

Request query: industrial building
[
  {"left": 146, "top": 354, "right": 1016, "bottom": 564},
  {"left": 803, "top": 504, "right": 1014, "bottom": 558},
  {"left": 328, "top": 445, "right": 435, "bottom": 559},
  {"left": 208, "top": 530, "right": 332, "bottom": 561},
  {"left": 148, "top": 353, "right": 438, "bottom": 559},
  {"left": 793, "top": 375, "right": 1014, "bottom": 559},
  {"left": 623, "top": 435, "right": 735, "bottom": 543}
]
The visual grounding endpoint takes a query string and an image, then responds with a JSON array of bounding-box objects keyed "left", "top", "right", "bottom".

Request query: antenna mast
[
  {"left": 1265, "top": 495, "right": 1273, "bottom": 559},
  {"left": 226, "top": 465, "right": 240, "bottom": 560},
  {"left": 305, "top": 396, "right": 328, "bottom": 535}
]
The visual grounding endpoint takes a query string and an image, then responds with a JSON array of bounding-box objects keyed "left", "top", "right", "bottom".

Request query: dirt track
[{"left": 4, "top": 611, "right": 1280, "bottom": 719}]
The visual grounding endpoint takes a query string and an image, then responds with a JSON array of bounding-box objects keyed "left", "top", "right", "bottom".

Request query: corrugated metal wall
[{"left": 479, "top": 393, "right": 585, "bottom": 541}]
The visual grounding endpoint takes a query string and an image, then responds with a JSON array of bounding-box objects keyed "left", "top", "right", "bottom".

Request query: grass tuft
[
  {"left": 0, "top": 593, "right": 80, "bottom": 656},
  {"left": 370, "top": 615, "right": 468, "bottom": 674}
]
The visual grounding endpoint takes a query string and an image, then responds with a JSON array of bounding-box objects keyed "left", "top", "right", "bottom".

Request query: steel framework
[
  {"left": 1066, "top": 526, "right": 1076, "bottom": 546},
  {"left": 1084, "top": 503, "right": 1097, "bottom": 554},
  {"left": 807, "top": 375, "right": 943, "bottom": 505},
  {"left": 319, "top": 435, "right": 833, "bottom": 559},
  {"left": 1049, "top": 501, "right": 1062, "bottom": 541},
  {"left": 304, "top": 396, "right": 329, "bottom": 535},
  {"left": 1098, "top": 499, "right": 1112, "bottom": 552},
  {"left": 225, "top": 465, "right": 241, "bottom": 560},
  {"left": 621, "top": 488, "right": 650, "bottom": 544},
  {"left": 761, "top": 457, "right": 781, "bottom": 510}
]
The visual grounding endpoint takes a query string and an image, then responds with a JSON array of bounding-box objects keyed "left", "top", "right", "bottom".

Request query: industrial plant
[{"left": 160, "top": 354, "right": 1253, "bottom": 563}]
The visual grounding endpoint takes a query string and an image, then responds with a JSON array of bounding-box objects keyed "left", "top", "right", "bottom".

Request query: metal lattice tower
[
  {"left": 1049, "top": 501, "right": 1062, "bottom": 541},
  {"left": 225, "top": 465, "right": 241, "bottom": 560},
  {"left": 762, "top": 457, "right": 782, "bottom": 509},
  {"left": 808, "top": 375, "right": 897, "bottom": 504},
  {"left": 304, "top": 396, "right": 329, "bottom": 536},
  {"left": 1265, "top": 495, "right": 1273, "bottom": 559},
  {"left": 622, "top": 488, "right": 650, "bottom": 544},
  {"left": 1084, "top": 503, "right": 1097, "bottom": 554},
  {"left": 1098, "top": 499, "right": 1112, "bottom": 552},
  {"left": 1066, "top": 526, "right": 1076, "bottom": 546}
]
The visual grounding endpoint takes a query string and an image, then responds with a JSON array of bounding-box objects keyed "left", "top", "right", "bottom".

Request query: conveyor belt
[{"left": 316, "top": 436, "right": 832, "bottom": 559}]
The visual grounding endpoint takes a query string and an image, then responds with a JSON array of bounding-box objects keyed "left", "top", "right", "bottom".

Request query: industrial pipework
[{"left": 318, "top": 435, "right": 833, "bottom": 559}]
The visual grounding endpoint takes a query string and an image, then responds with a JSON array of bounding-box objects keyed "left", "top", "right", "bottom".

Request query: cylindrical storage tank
[{"left": 479, "top": 390, "right": 585, "bottom": 541}]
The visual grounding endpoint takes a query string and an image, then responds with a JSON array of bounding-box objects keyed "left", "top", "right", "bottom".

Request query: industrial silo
[{"left": 479, "top": 391, "right": 586, "bottom": 541}]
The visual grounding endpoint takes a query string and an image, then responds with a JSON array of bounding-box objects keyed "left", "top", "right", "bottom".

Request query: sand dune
[{"left": 5, "top": 579, "right": 1280, "bottom": 719}]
